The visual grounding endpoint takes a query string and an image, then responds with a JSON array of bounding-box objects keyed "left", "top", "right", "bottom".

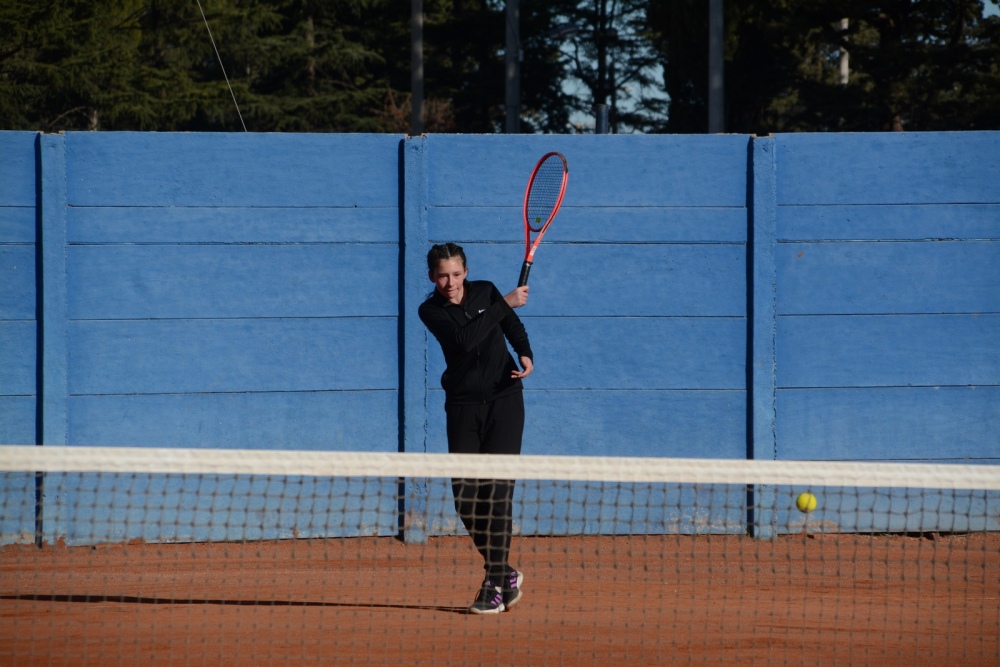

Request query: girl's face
[{"left": 430, "top": 256, "right": 468, "bottom": 304}]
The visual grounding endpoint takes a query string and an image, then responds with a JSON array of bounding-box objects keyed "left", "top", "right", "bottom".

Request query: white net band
[{"left": 3, "top": 445, "right": 998, "bottom": 489}]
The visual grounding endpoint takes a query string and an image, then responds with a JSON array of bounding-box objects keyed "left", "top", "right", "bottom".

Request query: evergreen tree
[
  {"left": 550, "top": 0, "right": 668, "bottom": 133},
  {"left": 0, "top": 0, "right": 148, "bottom": 130},
  {"left": 1, "top": 0, "right": 396, "bottom": 132},
  {"left": 646, "top": 0, "right": 1000, "bottom": 133},
  {"left": 366, "top": 0, "right": 572, "bottom": 134},
  {"left": 230, "top": 0, "right": 390, "bottom": 132},
  {"left": 792, "top": 0, "right": 1000, "bottom": 131},
  {"left": 4, "top": 0, "right": 997, "bottom": 133}
]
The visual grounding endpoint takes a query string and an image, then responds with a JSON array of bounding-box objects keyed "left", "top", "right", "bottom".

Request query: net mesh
[{"left": 2, "top": 446, "right": 998, "bottom": 666}]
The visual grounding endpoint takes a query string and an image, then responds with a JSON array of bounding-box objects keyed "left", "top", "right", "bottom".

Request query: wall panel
[
  {"left": 774, "top": 133, "right": 1000, "bottom": 467},
  {"left": 65, "top": 133, "right": 401, "bottom": 207},
  {"left": 776, "top": 132, "right": 1000, "bottom": 205},
  {"left": 0, "top": 132, "right": 39, "bottom": 545},
  {"left": 68, "top": 318, "right": 398, "bottom": 395},
  {"left": 68, "top": 245, "right": 398, "bottom": 319},
  {"left": 69, "top": 391, "right": 397, "bottom": 450},
  {"left": 777, "top": 241, "right": 1000, "bottom": 315},
  {"left": 777, "top": 386, "right": 1000, "bottom": 461},
  {"left": 58, "top": 133, "right": 404, "bottom": 464},
  {"left": 69, "top": 206, "right": 399, "bottom": 244}
]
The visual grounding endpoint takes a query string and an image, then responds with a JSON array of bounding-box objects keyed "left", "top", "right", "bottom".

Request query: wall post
[
  {"left": 748, "top": 135, "right": 778, "bottom": 539},
  {"left": 400, "top": 135, "right": 429, "bottom": 542},
  {"left": 35, "top": 132, "right": 68, "bottom": 546}
]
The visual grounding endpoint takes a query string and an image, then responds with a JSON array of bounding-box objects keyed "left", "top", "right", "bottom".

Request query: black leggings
[{"left": 445, "top": 392, "right": 524, "bottom": 582}]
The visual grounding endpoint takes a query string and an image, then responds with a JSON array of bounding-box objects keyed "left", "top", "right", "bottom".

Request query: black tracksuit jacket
[{"left": 418, "top": 280, "right": 533, "bottom": 406}]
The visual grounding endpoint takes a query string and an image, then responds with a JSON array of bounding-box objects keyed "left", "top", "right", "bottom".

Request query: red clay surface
[{"left": 2, "top": 533, "right": 998, "bottom": 666}]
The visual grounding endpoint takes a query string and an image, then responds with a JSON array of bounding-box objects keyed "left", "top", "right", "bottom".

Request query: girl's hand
[
  {"left": 511, "top": 356, "right": 534, "bottom": 379},
  {"left": 504, "top": 285, "right": 529, "bottom": 309}
]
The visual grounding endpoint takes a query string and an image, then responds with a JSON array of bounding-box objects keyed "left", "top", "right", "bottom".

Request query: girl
[{"left": 418, "top": 243, "right": 533, "bottom": 614}]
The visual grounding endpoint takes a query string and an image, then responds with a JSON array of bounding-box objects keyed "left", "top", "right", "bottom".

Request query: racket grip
[{"left": 518, "top": 261, "right": 532, "bottom": 287}]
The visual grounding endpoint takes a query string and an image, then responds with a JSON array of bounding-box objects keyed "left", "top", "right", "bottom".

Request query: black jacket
[{"left": 418, "top": 280, "right": 533, "bottom": 405}]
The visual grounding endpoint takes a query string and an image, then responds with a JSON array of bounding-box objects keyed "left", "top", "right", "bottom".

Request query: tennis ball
[{"left": 795, "top": 492, "right": 818, "bottom": 513}]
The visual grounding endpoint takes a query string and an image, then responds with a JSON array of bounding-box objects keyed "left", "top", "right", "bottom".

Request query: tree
[
  {"left": 646, "top": 0, "right": 1000, "bottom": 134},
  {"left": 0, "top": 0, "right": 149, "bottom": 130},
  {"left": 791, "top": 0, "right": 1000, "bottom": 131},
  {"left": 222, "top": 0, "right": 391, "bottom": 132},
  {"left": 1, "top": 0, "right": 400, "bottom": 132},
  {"left": 514, "top": 1, "right": 578, "bottom": 133},
  {"left": 364, "top": 0, "right": 573, "bottom": 134},
  {"left": 4, "top": 0, "right": 998, "bottom": 133},
  {"left": 419, "top": 0, "right": 506, "bottom": 132},
  {"left": 549, "top": 0, "right": 668, "bottom": 133}
]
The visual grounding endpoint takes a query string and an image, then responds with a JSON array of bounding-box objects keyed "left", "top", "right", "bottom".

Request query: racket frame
[{"left": 519, "top": 151, "right": 568, "bottom": 286}]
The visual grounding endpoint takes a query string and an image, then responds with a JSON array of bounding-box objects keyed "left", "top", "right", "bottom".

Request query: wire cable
[{"left": 195, "top": 0, "right": 247, "bottom": 132}]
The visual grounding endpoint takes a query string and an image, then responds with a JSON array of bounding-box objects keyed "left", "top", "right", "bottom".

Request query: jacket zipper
[{"left": 463, "top": 305, "right": 489, "bottom": 404}]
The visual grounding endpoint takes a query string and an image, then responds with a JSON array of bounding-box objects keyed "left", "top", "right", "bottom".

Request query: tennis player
[{"left": 418, "top": 242, "right": 533, "bottom": 614}]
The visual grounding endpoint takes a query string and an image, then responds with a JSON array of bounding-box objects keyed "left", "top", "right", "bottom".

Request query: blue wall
[
  {"left": 772, "top": 133, "right": 1000, "bottom": 463},
  {"left": 1, "top": 131, "right": 998, "bottom": 544}
]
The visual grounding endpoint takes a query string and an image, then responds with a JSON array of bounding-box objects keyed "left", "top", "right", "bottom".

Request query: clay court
[{"left": 2, "top": 532, "right": 997, "bottom": 666}]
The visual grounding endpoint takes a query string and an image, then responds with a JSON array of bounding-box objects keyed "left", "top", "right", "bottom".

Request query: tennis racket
[{"left": 518, "top": 152, "right": 569, "bottom": 287}]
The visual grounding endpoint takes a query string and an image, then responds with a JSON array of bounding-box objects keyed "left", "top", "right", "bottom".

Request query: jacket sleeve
[{"left": 492, "top": 284, "right": 533, "bottom": 361}]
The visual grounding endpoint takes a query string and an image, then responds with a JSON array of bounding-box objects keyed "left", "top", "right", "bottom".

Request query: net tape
[{"left": 3, "top": 446, "right": 998, "bottom": 489}]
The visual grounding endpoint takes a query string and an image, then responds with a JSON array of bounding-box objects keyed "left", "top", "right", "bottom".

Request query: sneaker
[
  {"left": 502, "top": 569, "right": 523, "bottom": 610},
  {"left": 468, "top": 580, "right": 504, "bottom": 615}
]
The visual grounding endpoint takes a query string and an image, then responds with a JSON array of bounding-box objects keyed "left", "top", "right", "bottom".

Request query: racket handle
[{"left": 518, "top": 261, "right": 532, "bottom": 287}]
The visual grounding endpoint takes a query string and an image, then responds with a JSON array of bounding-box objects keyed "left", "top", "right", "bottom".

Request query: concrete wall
[{"left": 1, "top": 131, "right": 997, "bottom": 543}]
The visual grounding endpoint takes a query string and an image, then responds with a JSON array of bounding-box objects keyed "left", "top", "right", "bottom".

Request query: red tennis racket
[{"left": 518, "top": 152, "right": 569, "bottom": 287}]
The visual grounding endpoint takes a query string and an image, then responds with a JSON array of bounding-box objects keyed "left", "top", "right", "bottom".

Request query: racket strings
[{"left": 526, "top": 159, "right": 566, "bottom": 232}]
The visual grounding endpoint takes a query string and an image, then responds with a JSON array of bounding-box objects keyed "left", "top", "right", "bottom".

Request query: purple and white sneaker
[
  {"left": 468, "top": 580, "right": 504, "bottom": 615},
  {"left": 502, "top": 569, "right": 523, "bottom": 610}
]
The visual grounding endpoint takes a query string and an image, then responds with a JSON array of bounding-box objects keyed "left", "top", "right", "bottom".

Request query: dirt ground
[{"left": 1, "top": 532, "right": 997, "bottom": 666}]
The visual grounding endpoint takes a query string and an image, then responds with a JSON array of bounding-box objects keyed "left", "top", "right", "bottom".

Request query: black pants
[{"left": 445, "top": 392, "right": 524, "bottom": 583}]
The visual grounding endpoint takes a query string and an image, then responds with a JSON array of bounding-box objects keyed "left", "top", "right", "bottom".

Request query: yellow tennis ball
[{"left": 796, "top": 492, "right": 818, "bottom": 513}]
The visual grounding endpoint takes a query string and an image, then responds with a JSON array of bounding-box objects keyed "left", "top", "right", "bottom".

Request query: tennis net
[{"left": 1, "top": 446, "right": 998, "bottom": 666}]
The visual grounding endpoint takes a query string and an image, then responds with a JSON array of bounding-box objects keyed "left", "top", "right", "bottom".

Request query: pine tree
[
  {"left": 646, "top": 0, "right": 1000, "bottom": 133},
  {"left": 0, "top": 0, "right": 148, "bottom": 130}
]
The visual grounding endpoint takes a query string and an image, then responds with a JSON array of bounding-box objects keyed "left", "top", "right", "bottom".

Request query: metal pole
[
  {"left": 411, "top": 0, "right": 424, "bottom": 134},
  {"left": 708, "top": 0, "right": 724, "bottom": 133},
  {"left": 595, "top": 105, "right": 609, "bottom": 134},
  {"left": 839, "top": 18, "right": 849, "bottom": 86},
  {"left": 505, "top": 0, "right": 520, "bottom": 133}
]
